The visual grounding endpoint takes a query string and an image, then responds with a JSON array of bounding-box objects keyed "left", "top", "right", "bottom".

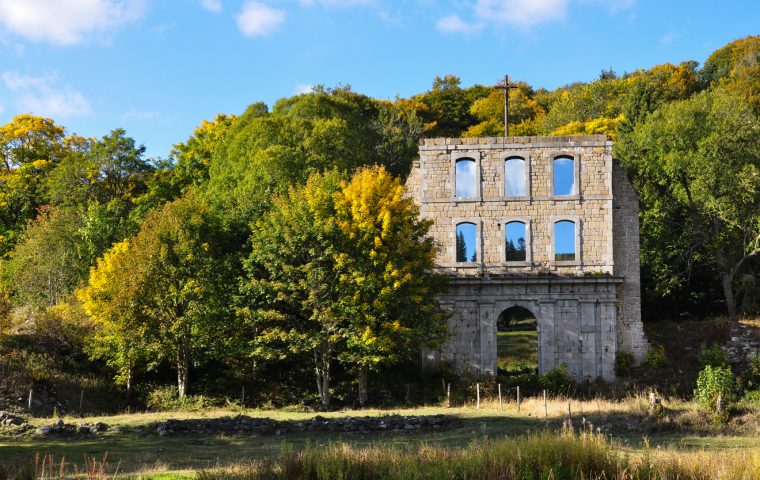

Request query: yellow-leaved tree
[{"left": 243, "top": 166, "right": 447, "bottom": 407}]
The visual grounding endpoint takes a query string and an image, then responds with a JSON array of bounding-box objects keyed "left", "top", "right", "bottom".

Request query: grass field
[
  {"left": 497, "top": 320, "right": 537, "bottom": 372},
  {"left": 2, "top": 395, "right": 759, "bottom": 478}
]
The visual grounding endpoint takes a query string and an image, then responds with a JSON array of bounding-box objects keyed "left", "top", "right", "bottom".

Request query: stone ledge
[
  {"left": 443, "top": 274, "right": 624, "bottom": 286},
  {"left": 419, "top": 135, "right": 611, "bottom": 150}
]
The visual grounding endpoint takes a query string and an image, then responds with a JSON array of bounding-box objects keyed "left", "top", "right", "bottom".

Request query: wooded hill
[{"left": 0, "top": 36, "right": 758, "bottom": 409}]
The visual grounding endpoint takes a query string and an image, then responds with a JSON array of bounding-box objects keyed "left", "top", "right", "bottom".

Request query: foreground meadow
[{"left": 1, "top": 394, "right": 759, "bottom": 479}]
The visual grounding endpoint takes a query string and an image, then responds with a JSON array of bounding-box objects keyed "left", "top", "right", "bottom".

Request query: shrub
[
  {"left": 743, "top": 351, "right": 760, "bottom": 390},
  {"left": 614, "top": 351, "right": 635, "bottom": 377},
  {"left": 698, "top": 343, "right": 729, "bottom": 368},
  {"left": 694, "top": 365, "right": 737, "bottom": 422},
  {"left": 146, "top": 386, "right": 216, "bottom": 411},
  {"left": 644, "top": 344, "right": 668, "bottom": 370},
  {"left": 539, "top": 364, "right": 576, "bottom": 395}
]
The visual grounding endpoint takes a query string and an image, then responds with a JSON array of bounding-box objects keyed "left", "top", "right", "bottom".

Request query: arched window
[
  {"left": 554, "top": 220, "right": 576, "bottom": 261},
  {"left": 553, "top": 156, "right": 575, "bottom": 196},
  {"left": 455, "top": 222, "right": 477, "bottom": 263},
  {"left": 504, "top": 157, "right": 526, "bottom": 196},
  {"left": 455, "top": 158, "right": 477, "bottom": 198},
  {"left": 505, "top": 221, "right": 526, "bottom": 261}
]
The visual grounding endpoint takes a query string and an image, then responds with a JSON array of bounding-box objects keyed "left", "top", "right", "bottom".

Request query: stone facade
[{"left": 406, "top": 135, "right": 648, "bottom": 381}]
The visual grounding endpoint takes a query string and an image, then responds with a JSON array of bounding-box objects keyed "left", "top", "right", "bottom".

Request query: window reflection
[
  {"left": 455, "top": 158, "right": 476, "bottom": 198},
  {"left": 505, "top": 157, "right": 526, "bottom": 196},
  {"left": 553, "top": 156, "right": 575, "bottom": 196},
  {"left": 505, "top": 221, "right": 527, "bottom": 261},
  {"left": 456, "top": 222, "right": 477, "bottom": 262},
  {"left": 554, "top": 220, "right": 576, "bottom": 261}
]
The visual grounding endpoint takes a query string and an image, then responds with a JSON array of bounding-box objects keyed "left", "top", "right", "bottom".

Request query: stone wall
[{"left": 408, "top": 135, "right": 648, "bottom": 380}]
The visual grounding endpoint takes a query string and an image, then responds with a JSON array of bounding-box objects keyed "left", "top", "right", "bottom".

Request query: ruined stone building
[{"left": 406, "top": 135, "right": 648, "bottom": 381}]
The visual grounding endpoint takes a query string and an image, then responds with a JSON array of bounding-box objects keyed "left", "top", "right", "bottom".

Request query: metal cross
[{"left": 495, "top": 74, "right": 519, "bottom": 139}]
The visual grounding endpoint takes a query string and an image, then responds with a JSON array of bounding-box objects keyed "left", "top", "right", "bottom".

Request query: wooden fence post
[
  {"left": 543, "top": 390, "right": 548, "bottom": 418},
  {"left": 476, "top": 383, "right": 480, "bottom": 409},
  {"left": 517, "top": 386, "right": 521, "bottom": 413},
  {"left": 498, "top": 384, "right": 503, "bottom": 412}
]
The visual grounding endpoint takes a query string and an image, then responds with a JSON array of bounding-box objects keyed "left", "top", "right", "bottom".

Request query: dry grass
[{"left": 196, "top": 428, "right": 760, "bottom": 480}]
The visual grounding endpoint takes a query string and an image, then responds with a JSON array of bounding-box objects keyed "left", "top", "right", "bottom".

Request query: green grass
[
  {"left": 497, "top": 324, "right": 537, "bottom": 372},
  {"left": 2, "top": 398, "right": 759, "bottom": 477}
]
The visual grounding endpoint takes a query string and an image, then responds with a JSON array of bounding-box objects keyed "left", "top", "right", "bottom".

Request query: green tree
[
  {"left": 77, "top": 240, "right": 150, "bottom": 395},
  {"left": 0, "top": 114, "right": 68, "bottom": 255},
  {"left": 242, "top": 171, "right": 344, "bottom": 407},
  {"left": 414, "top": 75, "right": 490, "bottom": 137},
  {"left": 4, "top": 206, "right": 85, "bottom": 308},
  {"left": 79, "top": 194, "right": 233, "bottom": 397},
  {"left": 243, "top": 167, "right": 446, "bottom": 407},
  {"left": 332, "top": 166, "right": 447, "bottom": 404},
  {"left": 618, "top": 88, "right": 760, "bottom": 318}
]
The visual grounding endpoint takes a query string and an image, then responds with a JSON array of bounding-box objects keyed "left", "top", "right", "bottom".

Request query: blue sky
[{"left": 0, "top": 1, "right": 756, "bottom": 160}]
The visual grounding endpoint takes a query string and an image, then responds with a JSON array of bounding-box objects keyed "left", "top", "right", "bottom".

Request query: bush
[
  {"left": 644, "top": 344, "right": 668, "bottom": 370},
  {"left": 146, "top": 386, "right": 217, "bottom": 411},
  {"left": 743, "top": 351, "right": 760, "bottom": 391},
  {"left": 694, "top": 365, "right": 737, "bottom": 421},
  {"left": 614, "top": 351, "right": 635, "bottom": 377},
  {"left": 539, "top": 364, "right": 576, "bottom": 395},
  {"left": 698, "top": 343, "right": 729, "bottom": 368}
]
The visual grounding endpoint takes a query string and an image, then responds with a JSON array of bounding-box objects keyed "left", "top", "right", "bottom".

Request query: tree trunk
[
  {"left": 357, "top": 368, "right": 368, "bottom": 407},
  {"left": 315, "top": 350, "right": 331, "bottom": 408},
  {"left": 721, "top": 271, "right": 738, "bottom": 320},
  {"left": 126, "top": 367, "right": 133, "bottom": 399},
  {"left": 177, "top": 341, "right": 190, "bottom": 399}
]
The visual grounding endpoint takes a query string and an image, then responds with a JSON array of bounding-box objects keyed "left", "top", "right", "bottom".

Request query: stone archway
[
  {"left": 424, "top": 276, "right": 621, "bottom": 381},
  {"left": 495, "top": 305, "right": 538, "bottom": 376}
]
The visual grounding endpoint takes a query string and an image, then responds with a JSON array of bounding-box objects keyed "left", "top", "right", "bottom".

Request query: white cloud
[
  {"left": 0, "top": 0, "right": 146, "bottom": 45},
  {"left": 299, "top": 0, "right": 375, "bottom": 7},
  {"left": 236, "top": 2, "right": 286, "bottom": 37},
  {"left": 200, "top": 0, "right": 222, "bottom": 13},
  {"left": 474, "top": 0, "right": 568, "bottom": 28},
  {"left": 580, "top": 0, "right": 635, "bottom": 12},
  {"left": 2, "top": 71, "right": 92, "bottom": 118},
  {"left": 294, "top": 84, "right": 314, "bottom": 95},
  {"left": 436, "top": 14, "right": 482, "bottom": 35},
  {"left": 441, "top": 0, "right": 636, "bottom": 35}
]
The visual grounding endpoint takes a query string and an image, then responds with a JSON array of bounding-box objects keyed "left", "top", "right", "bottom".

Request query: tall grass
[{"left": 197, "top": 428, "right": 760, "bottom": 480}]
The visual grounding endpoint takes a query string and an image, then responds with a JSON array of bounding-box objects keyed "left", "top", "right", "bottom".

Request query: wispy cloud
[
  {"left": 0, "top": 0, "right": 147, "bottom": 45},
  {"left": 122, "top": 107, "right": 161, "bottom": 121},
  {"left": 659, "top": 31, "right": 676, "bottom": 46},
  {"left": 294, "top": 84, "right": 314, "bottom": 95},
  {"left": 200, "top": 0, "right": 222, "bottom": 13},
  {"left": 236, "top": 1, "right": 286, "bottom": 37},
  {"left": 440, "top": 0, "right": 636, "bottom": 35},
  {"left": 2, "top": 71, "right": 92, "bottom": 118},
  {"left": 436, "top": 14, "right": 482, "bottom": 35},
  {"left": 299, "top": 0, "right": 375, "bottom": 7},
  {"left": 473, "top": 0, "right": 568, "bottom": 29}
]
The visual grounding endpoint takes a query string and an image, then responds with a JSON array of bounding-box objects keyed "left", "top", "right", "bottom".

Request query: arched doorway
[{"left": 496, "top": 305, "right": 538, "bottom": 375}]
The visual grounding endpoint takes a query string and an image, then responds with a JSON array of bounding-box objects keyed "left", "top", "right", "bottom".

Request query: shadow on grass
[{"left": 3, "top": 407, "right": 759, "bottom": 476}]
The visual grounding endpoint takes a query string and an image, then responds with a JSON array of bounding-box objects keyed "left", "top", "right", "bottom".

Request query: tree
[
  {"left": 242, "top": 171, "right": 344, "bottom": 407},
  {"left": 618, "top": 88, "right": 760, "bottom": 319},
  {"left": 332, "top": 166, "right": 447, "bottom": 404},
  {"left": 463, "top": 81, "right": 545, "bottom": 137},
  {"left": 243, "top": 167, "right": 446, "bottom": 407},
  {"left": 0, "top": 114, "right": 68, "bottom": 255},
  {"left": 4, "top": 206, "right": 85, "bottom": 308},
  {"left": 414, "top": 75, "right": 490, "bottom": 137},
  {"left": 77, "top": 240, "right": 150, "bottom": 395},
  {"left": 78, "top": 194, "right": 233, "bottom": 397}
]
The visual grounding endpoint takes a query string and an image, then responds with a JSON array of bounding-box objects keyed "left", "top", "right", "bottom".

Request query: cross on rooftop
[{"left": 495, "top": 75, "right": 519, "bottom": 139}]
